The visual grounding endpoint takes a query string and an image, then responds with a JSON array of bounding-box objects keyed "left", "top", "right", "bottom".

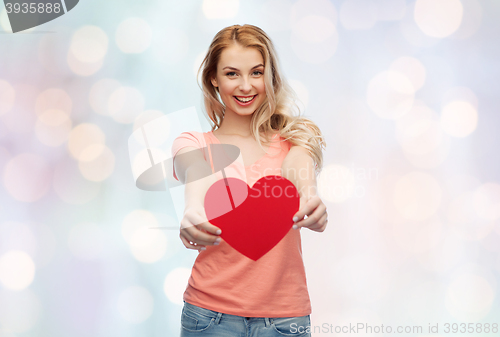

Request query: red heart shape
[{"left": 204, "top": 175, "right": 299, "bottom": 261}]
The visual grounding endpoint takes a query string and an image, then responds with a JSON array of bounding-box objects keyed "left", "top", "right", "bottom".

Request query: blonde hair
[{"left": 197, "top": 24, "right": 326, "bottom": 175}]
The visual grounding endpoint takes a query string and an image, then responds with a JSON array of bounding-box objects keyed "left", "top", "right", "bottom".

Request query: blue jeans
[{"left": 180, "top": 301, "right": 311, "bottom": 337}]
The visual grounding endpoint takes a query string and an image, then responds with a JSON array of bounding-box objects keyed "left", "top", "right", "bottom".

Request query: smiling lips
[{"left": 234, "top": 95, "right": 257, "bottom": 105}]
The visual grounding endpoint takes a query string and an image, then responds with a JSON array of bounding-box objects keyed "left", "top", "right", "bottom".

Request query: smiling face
[{"left": 211, "top": 43, "right": 266, "bottom": 116}]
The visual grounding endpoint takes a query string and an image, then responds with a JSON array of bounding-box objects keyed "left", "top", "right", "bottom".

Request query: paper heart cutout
[{"left": 204, "top": 175, "right": 299, "bottom": 261}]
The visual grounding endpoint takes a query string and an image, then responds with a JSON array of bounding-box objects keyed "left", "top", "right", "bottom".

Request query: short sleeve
[{"left": 171, "top": 131, "right": 206, "bottom": 181}]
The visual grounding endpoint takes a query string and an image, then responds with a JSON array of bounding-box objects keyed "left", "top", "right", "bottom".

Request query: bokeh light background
[{"left": 1, "top": 0, "right": 500, "bottom": 336}]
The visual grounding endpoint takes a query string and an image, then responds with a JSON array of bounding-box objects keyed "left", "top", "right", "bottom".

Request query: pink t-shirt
[{"left": 171, "top": 130, "right": 311, "bottom": 317}]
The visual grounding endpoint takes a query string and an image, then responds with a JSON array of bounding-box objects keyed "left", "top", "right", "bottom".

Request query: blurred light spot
[
  {"left": 367, "top": 71, "right": 414, "bottom": 119},
  {"left": 375, "top": 0, "right": 406, "bottom": 21},
  {"left": 291, "top": 15, "right": 338, "bottom": 64},
  {"left": 122, "top": 210, "right": 159, "bottom": 244},
  {"left": 108, "top": 86, "right": 145, "bottom": 124},
  {"left": 202, "top": 0, "right": 239, "bottom": 19},
  {"left": 473, "top": 183, "right": 500, "bottom": 221},
  {"left": 116, "top": 18, "right": 152, "bottom": 54},
  {"left": 399, "top": 103, "right": 451, "bottom": 169},
  {"left": 129, "top": 226, "right": 167, "bottom": 263},
  {"left": 68, "top": 223, "right": 105, "bottom": 260},
  {"left": 440, "top": 101, "right": 477, "bottom": 137},
  {"left": 393, "top": 171, "right": 442, "bottom": 221},
  {"left": 3, "top": 153, "right": 51, "bottom": 202},
  {"left": 35, "top": 109, "right": 72, "bottom": 147},
  {"left": 117, "top": 286, "right": 154, "bottom": 324},
  {"left": 151, "top": 26, "right": 189, "bottom": 66},
  {"left": 452, "top": 0, "right": 482, "bottom": 39},
  {"left": 0, "top": 80, "right": 15, "bottom": 116},
  {"left": 67, "top": 123, "right": 106, "bottom": 160},
  {"left": 339, "top": 0, "right": 377, "bottom": 30},
  {"left": 400, "top": 5, "right": 441, "bottom": 48},
  {"left": 414, "top": 0, "right": 463, "bottom": 38},
  {"left": 389, "top": 57, "right": 426, "bottom": 91},
  {"left": 317, "top": 164, "right": 356, "bottom": 203},
  {"left": 78, "top": 144, "right": 105, "bottom": 162},
  {"left": 0, "top": 221, "right": 56, "bottom": 270},
  {"left": 442, "top": 86, "right": 478, "bottom": 110},
  {"left": 89, "top": 78, "right": 122, "bottom": 116},
  {"left": 38, "top": 108, "right": 68, "bottom": 126},
  {"left": 329, "top": 255, "right": 391, "bottom": 303},
  {"left": 446, "top": 273, "right": 494, "bottom": 321},
  {"left": 53, "top": 159, "right": 100, "bottom": 205},
  {"left": 448, "top": 191, "right": 495, "bottom": 240},
  {"left": 70, "top": 25, "right": 109, "bottom": 63},
  {"left": 396, "top": 105, "right": 442, "bottom": 155},
  {"left": 0, "top": 289, "right": 40, "bottom": 333},
  {"left": 164, "top": 267, "right": 191, "bottom": 304},
  {"left": 34, "top": 88, "right": 72, "bottom": 116},
  {"left": 67, "top": 49, "right": 104, "bottom": 76},
  {"left": 0, "top": 250, "right": 35, "bottom": 290},
  {"left": 289, "top": 79, "right": 309, "bottom": 113},
  {"left": 78, "top": 144, "right": 115, "bottom": 182}
]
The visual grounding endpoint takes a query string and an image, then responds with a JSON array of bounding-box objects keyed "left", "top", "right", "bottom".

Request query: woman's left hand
[{"left": 292, "top": 195, "right": 328, "bottom": 232}]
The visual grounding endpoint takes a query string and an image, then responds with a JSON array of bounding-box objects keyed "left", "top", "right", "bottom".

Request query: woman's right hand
[{"left": 179, "top": 207, "right": 222, "bottom": 251}]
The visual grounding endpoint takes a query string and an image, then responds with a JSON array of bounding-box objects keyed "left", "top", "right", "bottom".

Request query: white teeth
[{"left": 235, "top": 95, "right": 255, "bottom": 102}]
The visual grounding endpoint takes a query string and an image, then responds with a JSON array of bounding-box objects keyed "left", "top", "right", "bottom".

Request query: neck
[{"left": 216, "top": 108, "right": 254, "bottom": 137}]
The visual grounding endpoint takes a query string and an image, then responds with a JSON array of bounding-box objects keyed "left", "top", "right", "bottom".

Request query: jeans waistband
[{"left": 183, "top": 301, "right": 272, "bottom": 326}]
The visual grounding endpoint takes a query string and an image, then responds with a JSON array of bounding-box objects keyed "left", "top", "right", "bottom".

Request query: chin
[{"left": 234, "top": 110, "right": 255, "bottom": 116}]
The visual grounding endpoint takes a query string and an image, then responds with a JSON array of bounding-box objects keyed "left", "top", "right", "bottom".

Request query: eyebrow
[{"left": 222, "top": 64, "right": 264, "bottom": 71}]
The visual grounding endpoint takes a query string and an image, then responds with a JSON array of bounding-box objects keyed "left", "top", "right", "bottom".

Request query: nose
[{"left": 238, "top": 76, "right": 253, "bottom": 92}]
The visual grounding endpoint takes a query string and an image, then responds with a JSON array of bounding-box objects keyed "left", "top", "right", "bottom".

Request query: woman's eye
[{"left": 226, "top": 71, "right": 262, "bottom": 77}]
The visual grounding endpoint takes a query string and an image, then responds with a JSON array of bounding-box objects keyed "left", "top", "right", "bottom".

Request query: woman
[{"left": 172, "top": 24, "right": 327, "bottom": 337}]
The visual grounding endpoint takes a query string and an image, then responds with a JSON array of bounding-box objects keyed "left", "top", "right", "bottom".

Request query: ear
[{"left": 211, "top": 77, "right": 218, "bottom": 88}]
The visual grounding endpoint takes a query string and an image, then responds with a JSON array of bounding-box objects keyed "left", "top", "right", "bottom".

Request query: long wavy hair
[{"left": 197, "top": 24, "right": 326, "bottom": 175}]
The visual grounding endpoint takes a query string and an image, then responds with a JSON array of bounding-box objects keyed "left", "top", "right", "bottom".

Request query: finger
[
  {"left": 306, "top": 212, "right": 328, "bottom": 232},
  {"left": 180, "top": 217, "right": 222, "bottom": 246},
  {"left": 184, "top": 212, "right": 222, "bottom": 236},
  {"left": 292, "top": 195, "right": 320, "bottom": 222},
  {"left": 180, "top": 232, "right": 205, "bottom": 250},
  {"left": 294, "top": 203, "right": 327, "bottom": 229},
  {"left": 182, "top": 226, "right": 221, "bottom": 246},
  {"left": 197, "top": 220, "right": 222, "bottom": 236}
]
